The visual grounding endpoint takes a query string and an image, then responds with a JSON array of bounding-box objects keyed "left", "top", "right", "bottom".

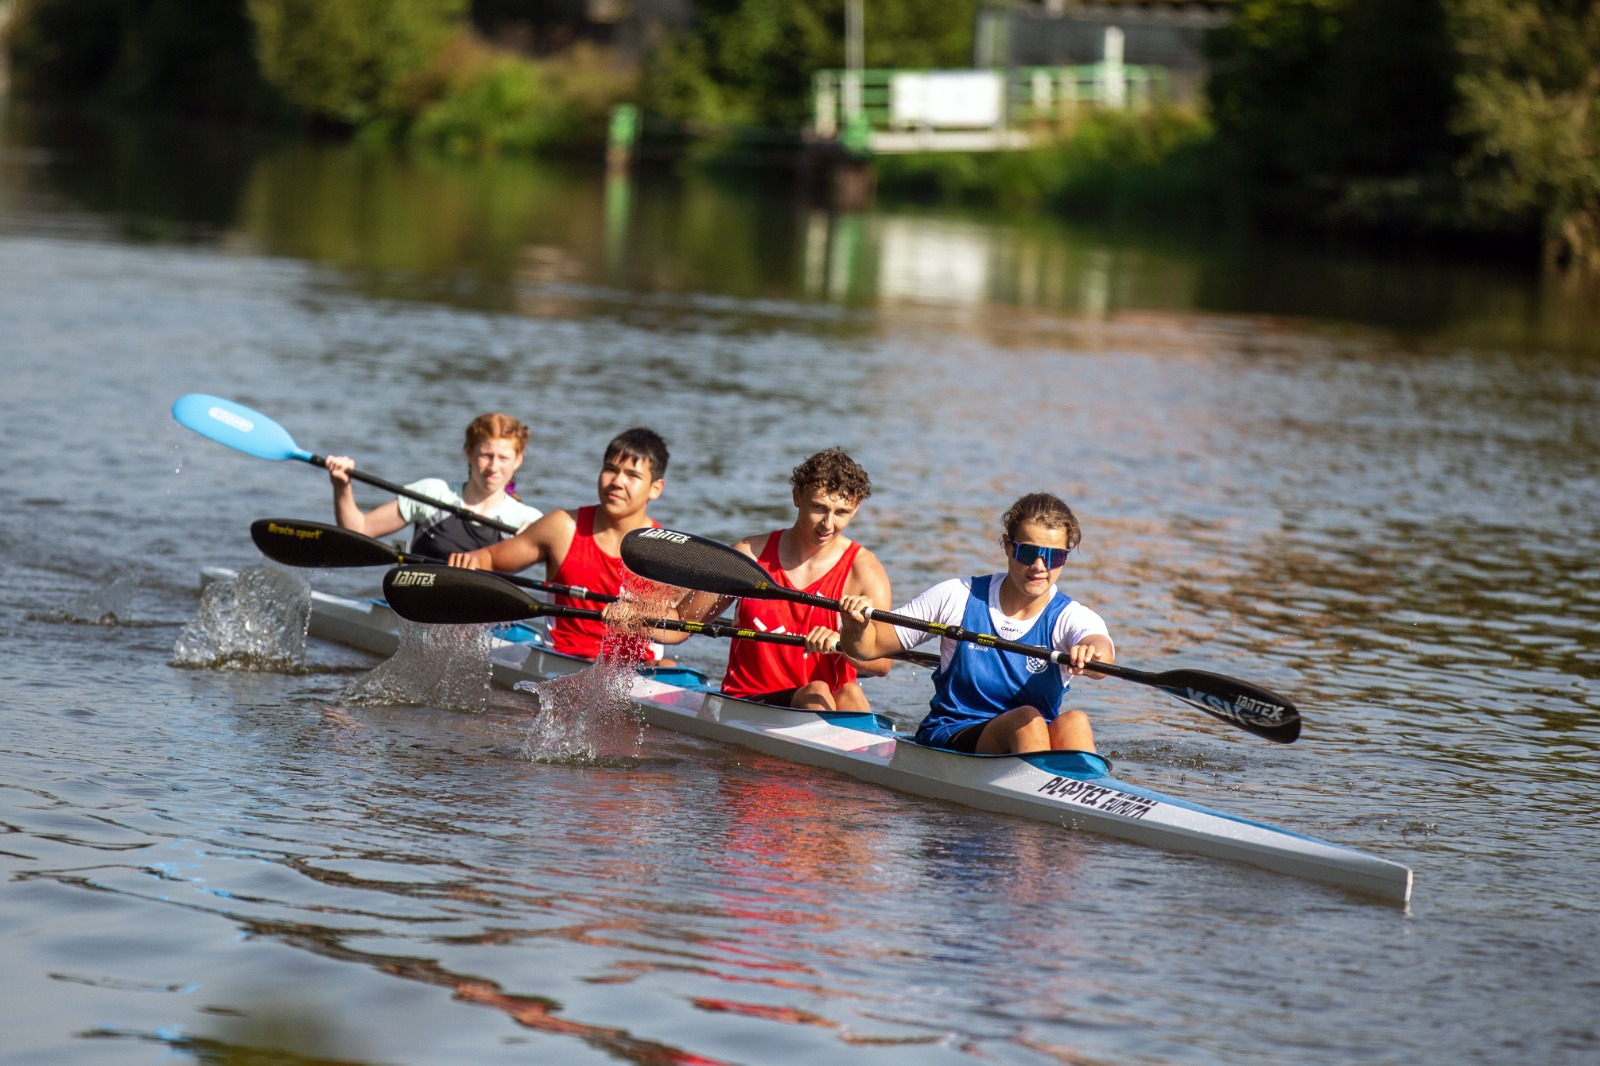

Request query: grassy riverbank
[{"left": 872, "top": 108, "right": 1232, "bottom": 227}]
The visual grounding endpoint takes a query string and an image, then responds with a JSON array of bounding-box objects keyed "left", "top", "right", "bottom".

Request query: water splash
[
  {"left": 172, "top": 566, "right": 311, "bottom": 671},
  {"left": 342, "top": 621, "right": 491, "bottom": 712},
  {"left": 31, "top": 575, "right": 137, "bottom": 625},
  {"left": 515, "top": 663, "right": 643, "bottom": 764},
  {"left": 515, "top": 580, "right": 684, "bottom": 764}
]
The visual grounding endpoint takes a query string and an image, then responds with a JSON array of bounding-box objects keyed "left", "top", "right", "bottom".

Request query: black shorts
[
  {"left": 736, "top": 688, "right": 799, "bottom": 708},
  {"left": 944, "top": 721, "right": 987, "bottom": 754}
]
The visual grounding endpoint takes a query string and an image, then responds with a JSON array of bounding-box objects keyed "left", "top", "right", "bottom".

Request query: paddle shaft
[
  {"left": 536, "top": 602, "right": 818, "bottom": 648},
  {"left": 516, "top": 600, "right": 937, "bottom": 665},
  {"left": 250, "top": 518, "right": 613, "bottom": 603},
  {"left": 617, "top": 529, "right": 1298, "bottom": 741},
  {"left": 172, "top": 393, "right": 521, "bottom": 537},
  {"left": 388, "top": 546, "right": 612, "bottom": 602},
  {"left": 803, "top": 589, "right": 1111, "bottom": 672},
  {"left": 377, "top": 562, "right": 944, "bottom": 668},
  {"left": 799, "top": 586, "right": 1296, "bottom": 739},
  {"left": 315, "top": 456, "right": 521, "bottom": 536}
]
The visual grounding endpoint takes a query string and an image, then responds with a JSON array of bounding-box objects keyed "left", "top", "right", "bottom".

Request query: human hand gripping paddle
[
  {"left": 172, "top": 394, "right": 520, "bottom": 536},
  {"left": 618, "top": 527, "right": 1302, "bottom": 744},
  {"left": 249, "top": 518, "right": 616, "bottom": 603},
  {"left": 373, "top": 559, "right": 941, "bottom": 668},
  {"left": 378, "top": 564, "right": 846, "bottom": 655}
]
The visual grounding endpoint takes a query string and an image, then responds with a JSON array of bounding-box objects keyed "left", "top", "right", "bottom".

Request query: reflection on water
[{"left": 6, "top": 105, "right": 1598, "bottom": 354}]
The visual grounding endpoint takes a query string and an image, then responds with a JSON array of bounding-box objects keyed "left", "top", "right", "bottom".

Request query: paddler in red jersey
[
  {"left": 449, "top": 427, "right": 671, "bottom": 661},
  {"left": 679, "top": 448, "right": 894, "bottom": 710}
]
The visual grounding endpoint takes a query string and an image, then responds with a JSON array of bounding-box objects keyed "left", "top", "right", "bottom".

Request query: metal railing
[{"left": 813, "top": 63, "right": 1171, "bottom": 153}]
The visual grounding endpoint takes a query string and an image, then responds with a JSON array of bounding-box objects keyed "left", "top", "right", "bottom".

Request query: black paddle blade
[
  {"left": 1139, "top": 667, "right": 1302, "bottom": 744},
  {"left": 381, "top": 565, "right": 542, "bottom": 625},
  {"left": 252, "top": 518, "right": 402, "bottom": 569},
  {"left": 621, "top": 528, "right": 781, "bottom": 597}
]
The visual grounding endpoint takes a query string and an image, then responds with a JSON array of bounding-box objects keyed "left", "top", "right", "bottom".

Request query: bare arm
[
  {"left": 449, "top": 509, "right": 572, "bottom": 573},
  {"left": 619, "top": 586, "right": 715, "bottom": 646},
  {"left": 837, "top": 548, "right": 894, "bottom": 676},
  {"left": 661, "top": 536, "right": 753, "bottom": 638},
  {"left": 836, "top": 593, "right": 907, "bottom": 662},
  {"left": 326, "top": 455, "right": 408, "bottom": 539},
  {"left": 675, "top": 590, "right": 734, "bottom": 624}
]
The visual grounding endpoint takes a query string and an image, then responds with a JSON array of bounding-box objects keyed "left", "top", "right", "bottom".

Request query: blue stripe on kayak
[
  {"left": 637, "top": 666, "right": 716, "bottom": 691},
  {"left": 813, "top": 710, "right": 898, "bottom": 734},
  {"left": 1019, "top": 750, "right": 1114, "bottom": 778},
  {"left": 492, "top": 621, "right": 548, "bottom": 646},
  {"left": 898, "top": 737, "right": 1115, "bottom": 780}
]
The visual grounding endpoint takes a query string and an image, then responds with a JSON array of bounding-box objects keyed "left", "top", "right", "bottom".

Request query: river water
[{"left": 2, "top": 108, "right": 1597, "bottom": 1065}]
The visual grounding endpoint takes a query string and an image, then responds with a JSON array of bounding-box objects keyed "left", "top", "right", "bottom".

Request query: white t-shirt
[
  {"left": 889, "top": 574, "right": 1112, "bottom": 684},
  {"left": 396, "top": 479, "right": 542, "bottom": 556},
  {"left": 397, "top": 479, "right": 541, "bottom": 528}
]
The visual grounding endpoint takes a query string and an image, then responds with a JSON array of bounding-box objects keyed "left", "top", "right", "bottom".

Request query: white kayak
[{"left": 199, "top": 568, "right": 1414, "bottom": 903}]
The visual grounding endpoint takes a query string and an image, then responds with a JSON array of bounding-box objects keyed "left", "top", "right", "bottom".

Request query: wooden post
[{"left": 832, "top": 155, "right": 875, "bottom": 212}]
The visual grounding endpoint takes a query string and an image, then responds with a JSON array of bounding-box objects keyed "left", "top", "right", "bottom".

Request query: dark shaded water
[{"left": 2, "top": 108, "right": 1597, "bottom": 1064}]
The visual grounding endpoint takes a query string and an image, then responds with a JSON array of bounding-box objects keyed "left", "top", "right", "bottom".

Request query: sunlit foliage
[
  {"left": 247, "top": 0, "right": 467, "bottom": 128},
  {"left": 1207, "top": 0, "right": 1600, "bottom": 265},
  {"left": 1449, "top": 0, "right": 1600, "bottom": 268},
  {"left": 643, "top": 0, "right": 979, "bottom": 130}
]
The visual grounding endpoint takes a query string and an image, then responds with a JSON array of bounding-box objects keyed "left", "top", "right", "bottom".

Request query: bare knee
[
  {"left": 977, "top": 705, "right": 1050, "bottom": 754},
  {"left": 832, "top": 682, "right": 869, "bottom": 712},
  {"left": 1048, "top": 708, "right": 1095, "bottom": 753},
  {"left": 790, "top": 680, "right": 837, "bottom": 711}
]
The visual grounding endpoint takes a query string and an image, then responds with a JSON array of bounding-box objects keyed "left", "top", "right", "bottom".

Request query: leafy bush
[
  {"left": 1448, "top": 0, "right": 1600, "bottom": 267},
  {"left": 408, "top": 37, "right": 634, "bottom": 154},
  {"left": 247, "top": 0, "right": 467, "bottom": 127},
  {"left": 876, "top": 107, "right": 1222, "bottom": 223},
  {"left": 1206, "top": 0, "right": 1600, "bottom": 265},
  {"left": 6, "top": 0, "right": 269, "bottom": 118}
]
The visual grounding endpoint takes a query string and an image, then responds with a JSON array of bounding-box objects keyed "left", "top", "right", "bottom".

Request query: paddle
[
  {"left": 172, "top": 394, "right": 520, "bottom": 536},
  {"left": 250, "top": 518, "right": 616, "bottom": 603},
  {"left": 377, "top": 562, "right": 940, "bottom": 669},
  {"left": 381, "top": 564, "right": 828, "bottom": 651},
  {"left": 619, "top": 527, "right": 1302, "bottom": 743}
]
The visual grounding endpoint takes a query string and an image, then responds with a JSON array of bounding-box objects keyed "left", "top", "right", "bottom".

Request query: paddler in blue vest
[{"left": 837, "top": 492, "right": 1114, "bottom": 754}]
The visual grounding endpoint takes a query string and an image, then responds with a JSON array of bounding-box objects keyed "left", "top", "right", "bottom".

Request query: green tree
[
  {"left": 643, "top": 0, "right": 978, "bottom": 130},
  {"left": 1207, "top": 0, "right": 1600, "bottom": 266},
  {"left": 6, "top": 0, "right": 268, "bottom": 118},
  {"left": 1205, "top": 0, "right": 1459, "bottom": 226},
  {"left": 1449, "top": 0, "right": 1600, "bottom": 267},
  {"left": 247, "top": 0, "right": 468, "bottom": 127}
]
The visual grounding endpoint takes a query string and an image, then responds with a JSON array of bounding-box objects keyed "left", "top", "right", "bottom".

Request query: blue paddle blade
[{"left": 171, "top": 394, "right": 312, "bottom": 462}]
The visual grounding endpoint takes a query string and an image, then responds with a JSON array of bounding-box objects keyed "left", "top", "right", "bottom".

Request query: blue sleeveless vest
[{"left": 915, "top": 575, "right": 1073, "bottom": 749}]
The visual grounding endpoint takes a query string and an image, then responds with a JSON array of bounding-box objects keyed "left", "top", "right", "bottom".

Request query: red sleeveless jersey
[
  {"left": 549, "top": 506, "right": 659, "bottom": 660},
  {"left": 720, "top": 532, "right": 862, "bottom": 699}
]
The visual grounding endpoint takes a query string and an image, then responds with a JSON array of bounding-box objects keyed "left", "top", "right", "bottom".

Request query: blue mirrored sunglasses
[{"left": 1009, "top": 540, "right": 1071, "bottom": 568}]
